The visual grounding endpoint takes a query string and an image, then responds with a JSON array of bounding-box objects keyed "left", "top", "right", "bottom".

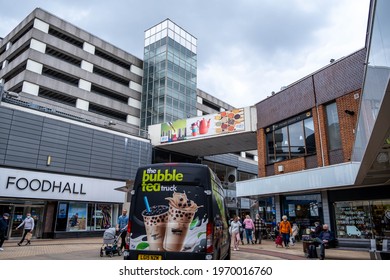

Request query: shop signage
[
  {"left": 0, "top": 167, "right": 125, "bottom": 203},
  {"left": 6, "top": 177, "right": 87, "bottom": 194}
]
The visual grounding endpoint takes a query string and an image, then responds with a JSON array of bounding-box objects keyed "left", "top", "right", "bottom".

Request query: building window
[
  {"left": 282, "top": 193, "right": 323, "bottom": 236},
  {"left": 325, "top": 102, "right": 342, "bottom": 150},
  {"left": 55, "top": 202, "right": 113, "bottom": 232},
  {"left": 334, "top": 200, "right": 390, "bottom": 239},
  {"left": 266, "top": 112, "right": 316, "bottom": 164}
]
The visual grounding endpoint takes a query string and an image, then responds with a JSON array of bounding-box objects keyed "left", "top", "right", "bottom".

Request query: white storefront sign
[{"left": 0, "top": 167, "right": 125, "bottom": 203}]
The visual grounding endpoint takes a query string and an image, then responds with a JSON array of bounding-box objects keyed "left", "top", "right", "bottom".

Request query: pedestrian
[
  {"left": 254, "top": 214, "right": 262, "bottom": 244},
  {"left": 311, "top": 221, "right": 322, "bottom": 238},
  {"left": 238, "top": 216, "right": 245, "bottom": 245},
  {"left": 315, "top": 224, "right": 335, "bottom": 260},
  {"left": 116, "top": 209, "right": 129, "bottom": 251},
  {"left": 229, "top": 215, "right": 242, "bottom": 251},
  {"left": 290, "top": 222, "right": 299, "bottom": 245},
  {"left": 16, "top": 213, "right": 35, "bottom": 246},
  {"left": 243, "top": 215, "right": 255, "bottom": 244},
  {"left": 0, "top": 213, "right": 10, "bottom": 251},
  {"left": 279, "top": 215, "right": 292, "bottom": 248}
]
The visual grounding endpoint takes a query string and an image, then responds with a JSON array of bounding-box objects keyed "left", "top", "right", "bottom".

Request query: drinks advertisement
[
  {"left": 160, "top": 108, "right": 245, "bottom": 143},
  {"left": 129, "top": 168, "right": 207, "bottom": 253}
]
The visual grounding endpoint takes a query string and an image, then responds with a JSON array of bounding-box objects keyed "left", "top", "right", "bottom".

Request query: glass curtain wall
[{"left": 141, "top": 19, "right": 197, "bottom": 130}]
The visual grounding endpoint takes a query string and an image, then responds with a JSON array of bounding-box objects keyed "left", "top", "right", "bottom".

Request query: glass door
[
  {"left": 10, "top": 207, "right": 25, "bottom": 238},
  {"left": 9, "top": 206, "right": 44, "bottom": 238}
]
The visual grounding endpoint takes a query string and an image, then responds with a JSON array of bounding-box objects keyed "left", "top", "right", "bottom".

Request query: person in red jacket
[{"left": 279, "top": 215, "right": 292, "bottom": 248}]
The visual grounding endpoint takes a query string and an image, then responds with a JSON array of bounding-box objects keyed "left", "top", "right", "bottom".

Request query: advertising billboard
[{"left": 160, "top": 108, "right": 245, "bottom": 143}]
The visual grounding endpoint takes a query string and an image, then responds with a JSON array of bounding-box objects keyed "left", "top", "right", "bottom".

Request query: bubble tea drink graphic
[
  {"left": 142, "top": 197, "right": 169, "bottom": 251},
  {"left": 163, "top": 192, "right": 202, "bottom": 251}
]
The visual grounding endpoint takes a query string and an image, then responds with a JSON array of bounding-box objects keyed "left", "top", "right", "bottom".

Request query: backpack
[{"left": 307, "top": 244, "right": 318, "bottom": 259}]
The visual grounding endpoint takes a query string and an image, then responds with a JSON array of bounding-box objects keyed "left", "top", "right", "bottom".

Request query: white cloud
[{"left": 1, "top": 0, "right": 371, "bottom": 109}]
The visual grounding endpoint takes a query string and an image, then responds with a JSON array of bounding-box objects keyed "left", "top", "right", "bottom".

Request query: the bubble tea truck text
[{"left": 142, "top": 168, "right": 184, "bottom": 192}]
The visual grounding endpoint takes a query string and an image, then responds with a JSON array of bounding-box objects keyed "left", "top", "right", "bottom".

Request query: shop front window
[
  {"left": 55, "top": 202, "right": 113, "bottom": 232},
  {"left": 282, "top": 194, "right": 323, "bottom": 237},
  {"left": 334, "top": 200, "right": 390, "bottom": 239},
  {"left": 68, "top": 203, "right": 87, "bottom": 231}
]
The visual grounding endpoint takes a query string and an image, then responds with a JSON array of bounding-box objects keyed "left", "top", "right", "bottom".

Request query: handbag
[{"left": 26, "top": 232, "right": 33, "bottom": 241}]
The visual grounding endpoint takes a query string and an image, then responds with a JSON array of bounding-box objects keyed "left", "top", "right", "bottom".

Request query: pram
[{"left": 100, "top": 227, "right": 124, "bottom": 257}]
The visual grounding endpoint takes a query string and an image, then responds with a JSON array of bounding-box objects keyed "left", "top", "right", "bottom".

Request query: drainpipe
[{"left": 312, "top": 76, "right": 325, "bottom": 167}]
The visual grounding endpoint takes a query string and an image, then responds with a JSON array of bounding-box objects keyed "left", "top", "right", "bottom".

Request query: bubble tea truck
[{"left": 123, "top": 163, "right": 230, "bottom": 260}]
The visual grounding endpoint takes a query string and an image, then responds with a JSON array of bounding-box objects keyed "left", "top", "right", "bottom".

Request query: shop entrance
[
  {"left": 11, "top": 206, "right": 44, "bottom": 238},
  {"left": 0, "top": 203, "right": 44, "bottom": 239}
]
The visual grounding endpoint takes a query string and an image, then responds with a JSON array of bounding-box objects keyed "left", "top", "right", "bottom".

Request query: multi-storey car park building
[
  {"left": 0, "top": 8, "right": 152, "bottom": 238},
  {"left": 0, "top": 8, "right": 258, "bottom": 238}
]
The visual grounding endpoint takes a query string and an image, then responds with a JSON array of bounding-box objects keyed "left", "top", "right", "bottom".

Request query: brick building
[{"left": 237, "top": 0, "right": 390, "bottom": 249}]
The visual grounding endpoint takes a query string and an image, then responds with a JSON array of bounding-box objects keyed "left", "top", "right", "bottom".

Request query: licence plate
[{"left": 138, "top": 254, "right": 162, "bottom": 260}]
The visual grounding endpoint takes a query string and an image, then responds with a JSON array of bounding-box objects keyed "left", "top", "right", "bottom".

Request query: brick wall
[
  {"left": 257, "top": 128, "right": 267, "bottom": 177},
  {"left": 337, "top": 90, "right": 361, "bottom": 161},
  {"left": 256, "top": 49, "right": 365, "bottom": 178},
  {"left": 274, "top": 157, "right": 306, "bottom": 175}
]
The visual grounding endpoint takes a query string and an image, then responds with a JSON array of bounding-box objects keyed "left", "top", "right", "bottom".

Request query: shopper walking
[
  {"left": 238, "top": 216, "right": 245, "bottom": 245},
  {"left": 116, "top": 209, "right": 129, "bottom": 251},
  {"left": 254, "top": 214, "right": 262, "bottom": 244},
  {"left": 290, "top": 223, "right": 299, "bottom": 245},
  {"left": 243, "top": 215, "right": 255, "bottom": 244},
  {"left": 229, "top": 216, "right": 242, "bottom": 251},
  {"left": 279, "top": 215, "right": 292, "bottom": 248},
  {"left": 16, "top": 213, "right": 34, "bottom": 246},
  {"left": 0, "top": 213, "right": 10, "bottom": 251}
]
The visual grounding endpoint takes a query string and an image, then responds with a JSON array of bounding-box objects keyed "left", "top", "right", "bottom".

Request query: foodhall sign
[
  {"left": 0, "top": 167, "right": 125, "bottom": 203},
  {"left": 5, "top": 176, "right": 87, "bottom": 195}
]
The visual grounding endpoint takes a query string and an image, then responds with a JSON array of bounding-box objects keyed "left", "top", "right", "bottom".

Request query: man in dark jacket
[
  {"left": 0, "top": 213, "right": 10, "bottom": 251},
  {"left": 317, "top": 224, "right": 335, "bottom": 260}
]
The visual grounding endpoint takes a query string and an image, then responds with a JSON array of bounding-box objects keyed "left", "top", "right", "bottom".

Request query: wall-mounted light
[
  {"left": 345, "top": 109, "right": 355, "bottom": 116},
  {"left": 46, "top": 155, "right": 52, "bottom": 166},
  {"left": 278, "top": 165, "right": 284, "bottom": 172}
]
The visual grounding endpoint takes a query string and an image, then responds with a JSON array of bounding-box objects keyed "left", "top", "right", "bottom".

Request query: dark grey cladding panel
[
  {"left": 42, "top": 123, "right": 70, "bottom": 138},
  {"left": 92, "top": 130, "right": 115, "bottom": 141},
  {"left": 314, "top": 49, "right": 366, "bottom": 104},
  {"left": 5, "top": 154, "right": 38, "bottom": 164},
  {"left": 67, "top": 145, "right": 92, "bottom": 155},
  {"left": 256, "top": 77, "right": 315, "bottom": 129},
  {"left": 204, "top": 154, "right": 239, "bottom": 167},
  {"left": 38, "top": 146, "right": 67, "bottom": 157},
  {"left": 40, "top": 138, "right": 69, "bottom": 148},
  {"left": 0, "top": 107, "right": 14, "bottom": 119},
  {"left": 0, "top": 111, "right": 11, "bottom": 163},
  {"left": 0, "top": 121, "right": 12, "bottom": 130},
  {"left": 9, "top": 122, "right": 43, "bottom": 138},
  {"left": 0, "top": 106, "right": 152, "bottom": 180},
  {"left": 64, "top": 167, "right": 91, "bottom": 175},
  {"left": 69, "top": 125, "right": 94, "bottom": 138},
  {"left": 8, "top": 133, "right": 41, "bottom": 145},
  {"left": 65, "top": 155, "right": 91, "bottom": 165},
  {"left": 237, "top": 161, "right": 258, "bottom": 174}
]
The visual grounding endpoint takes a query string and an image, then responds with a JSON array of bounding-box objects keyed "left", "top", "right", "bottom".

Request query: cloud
[{"left": 1, "top": 0, "right": 370, "bottom": 108}]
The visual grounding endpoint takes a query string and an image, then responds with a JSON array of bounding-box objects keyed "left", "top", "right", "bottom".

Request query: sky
[{"left": 0, "top": 0, "right": 370, "bottom": 108}]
